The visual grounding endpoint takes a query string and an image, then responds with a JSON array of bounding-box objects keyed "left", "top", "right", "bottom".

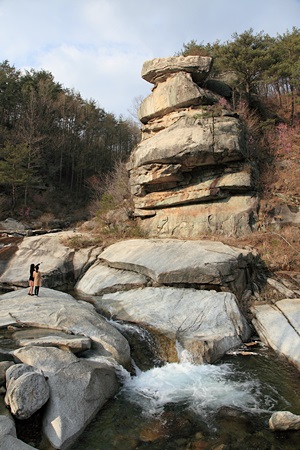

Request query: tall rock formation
[{"left": 128, "top": 56, "right": 259, "bottom": 238}]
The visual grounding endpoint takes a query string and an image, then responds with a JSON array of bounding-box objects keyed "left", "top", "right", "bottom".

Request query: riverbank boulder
[
  {"left": 13, "top": 346, "right": 119, "bottom": 450},
  {"left": 269, "top": 411, "right": 300, "bottom": 431},
  {"left": 5, "top": 363, "right": 50, "bottom": 419},
  {"left": 251, "top": 298, "right": 300, "bottom": 371},
  {"left": 0, "top": 288, "right": 130, "bottom": 368},
  {"left": 0, "top": 231, "right": 102, "bottom": 291},
  {"left": 75, "top": 238, "right": 256, "bottom": 363},
  {"left": 95, "top": 287, "right": 251, "bottom": 364}
]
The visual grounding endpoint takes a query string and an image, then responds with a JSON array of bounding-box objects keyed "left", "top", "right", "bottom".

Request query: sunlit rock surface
[
  {"left": 13, "top": 346, "right": 119, "bottom": 450},
  {"left": 0, "top": 288, "right": 130, "bottom": 368},
  {"left": 0, "top": 231, "right": 102, "bottom": 290},
  {"left": 97, "top": 286, "right": 251, "bottom": 364},
  {"left": 95, "top": 238, "right": 256, "bottom": 299},
  {"left": 128, "top": 55, "right": 259, "bottom": 238}
]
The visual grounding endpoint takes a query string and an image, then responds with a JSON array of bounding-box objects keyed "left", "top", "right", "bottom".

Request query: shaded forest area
[
  {"left": 1, "top": 27, "right": 300, "bottom": 233},
  {"left": 0, "top": 62, "right": 140, "bottom": 224}
]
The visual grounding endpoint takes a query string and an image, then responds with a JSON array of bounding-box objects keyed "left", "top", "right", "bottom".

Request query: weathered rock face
[
  {"left": 77, "top": 238, "right": 254, "bottom": 364},
  {"left": 128, "top": 56, "right": 259, "bottom": 238},
  {"left": 94, "top": 238, "right": 256, "bottom": 299}
]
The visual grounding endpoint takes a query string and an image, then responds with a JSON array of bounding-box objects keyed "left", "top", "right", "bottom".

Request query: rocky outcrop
[
  {"left": 251, "top": 298, "right": 300, "bottom": 371},
  {"left": 128, "top": 56, "right": 259, "bottom": 238},
  {"left": 95, "top": 238, "right": 256, "bottom": 299},
  {"left": 76, "top": 238, "right": 254, "bottom": 363},
  {"left": 0, "top": 289, "right": 128, "bottom": 449}
]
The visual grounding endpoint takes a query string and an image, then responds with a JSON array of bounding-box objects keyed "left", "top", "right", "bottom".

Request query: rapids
[{"left": 69, "top": 321, "right": 300, "bottom": 450}]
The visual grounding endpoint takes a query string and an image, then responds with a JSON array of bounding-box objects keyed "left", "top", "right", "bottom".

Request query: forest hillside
[{"left": 1, "top": 28, "right": 300, "bottom": 275}]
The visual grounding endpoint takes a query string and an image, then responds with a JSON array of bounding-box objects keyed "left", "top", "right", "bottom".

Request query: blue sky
[{"left": 0, "top": 0, "right": 299, "bottom": 118}]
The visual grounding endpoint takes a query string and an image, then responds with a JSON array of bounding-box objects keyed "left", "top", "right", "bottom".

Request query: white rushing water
[
  {"left": 120, "top": 361, "right": 276, "bottom": 420},
  {"left": 107, "top": 320, "right": 278, "bottom": 424}
]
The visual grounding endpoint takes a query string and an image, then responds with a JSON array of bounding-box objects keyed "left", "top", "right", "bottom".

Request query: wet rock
[{"left": 269, "top": 411, "right": 300, "bottom": 430}]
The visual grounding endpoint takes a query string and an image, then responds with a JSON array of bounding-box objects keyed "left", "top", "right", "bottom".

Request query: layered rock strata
[{"left": 128, "top": 56, "right": 258, "bottom": 237}]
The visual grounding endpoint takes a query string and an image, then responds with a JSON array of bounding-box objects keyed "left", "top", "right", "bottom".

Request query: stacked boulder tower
[{"left": 128, "top": 56, "right": 259, "bottom": 238}]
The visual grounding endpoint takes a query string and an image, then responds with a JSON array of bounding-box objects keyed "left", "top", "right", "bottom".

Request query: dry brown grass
[{"left": 220, "top": 225, "right": 300, "bottom": 273}]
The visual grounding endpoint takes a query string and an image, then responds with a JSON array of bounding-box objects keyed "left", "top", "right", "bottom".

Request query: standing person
[
  {"left": 33, "top": 263, "right": 42, "bottom": 296},
  {"left": 28, "top": 263, "right": 35, "bottom": 296}
]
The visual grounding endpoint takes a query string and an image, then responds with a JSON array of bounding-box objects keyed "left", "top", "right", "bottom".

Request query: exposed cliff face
[{"left": 128, "top": 56, "right": 259, "bottom": 238}]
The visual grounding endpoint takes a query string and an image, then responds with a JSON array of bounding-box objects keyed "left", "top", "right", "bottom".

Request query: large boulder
[
  {"left": 97, "top": 287, "right": 251, "bottom": 364},
  {"left": 0, "top": 288, "right": 130, "bottom": 368},
  {"left": 75, "top": 260, "right": 147, "bottom": 295},
  {"left": 141, "top": 55, "right": 213, "bottom": 85},
  {"left": 13, "top": 346, "right": 119, "bottom": 450},
  {"left": 96, "top": 238, "right": 256, "bottom": 299},
  {"left": 5, "top": 364, "right": 50, "bottom": 419},
  {"left": 251, "top": 298, "right": 300, "bottom": 371},
  {"left": 0, "top": 231, "right": 101, "bottom": 290}
]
